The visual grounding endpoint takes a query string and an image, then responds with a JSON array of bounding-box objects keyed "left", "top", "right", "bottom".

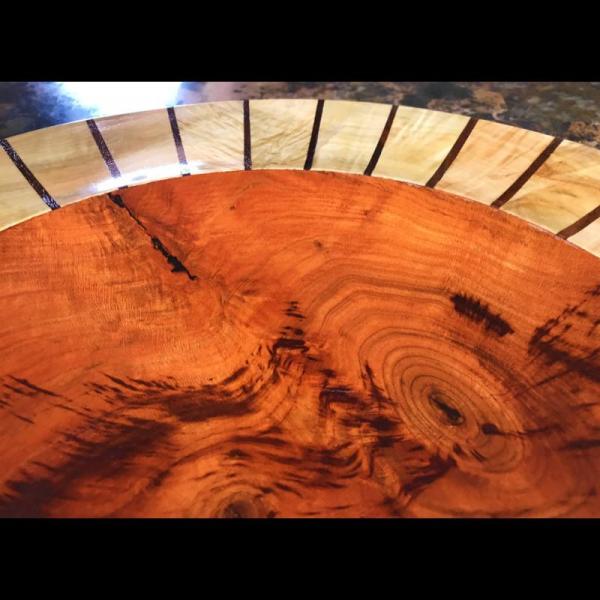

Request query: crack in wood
[{"left": 108, "top": 193, "right": 197, "bottom": 281}]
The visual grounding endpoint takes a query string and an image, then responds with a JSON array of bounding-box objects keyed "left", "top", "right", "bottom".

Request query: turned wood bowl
[{"left": 1, "top": 99, "right": 599, "bottom": 518}]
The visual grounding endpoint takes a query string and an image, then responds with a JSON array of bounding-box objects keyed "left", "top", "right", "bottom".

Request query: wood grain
[
  {"left": 569, "top": 218, "right": 600, "bottom": 257},
  {"left": 2, "top": 100, "right": 600, "bottom": 257},
  {"left": 175, "top": 101, "right": 245, "bottom": 174},
  {"left": 371, "top": 106, "right": 469, "bottom": 185},
  {"left": 1, "top": 170, "right": 599, "bottom": 518},
  {"left": 250, "top": 99, "right": 318, "bottom": 170},
  {"left": 0, "top": 145, "right": 51, "bottom": 230},
  {"left": 311, "top": 101, "right": 391, "bottom": 174},
  {"left": 6, "top": 120, "right": 113, "bottom": 204},
  {"left": 502, "top": 140, "right": 600, "bottom": 232},
  {"left": 94, "top": 110, "right": 181, "bottom": 187},
  {"left": 435, "top": 120, "right": 555, "bottom": 204}
]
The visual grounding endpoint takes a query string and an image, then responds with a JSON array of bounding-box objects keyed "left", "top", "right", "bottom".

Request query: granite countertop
[{"left": 1, "top": 82, "right": 599, "bottom": 148}]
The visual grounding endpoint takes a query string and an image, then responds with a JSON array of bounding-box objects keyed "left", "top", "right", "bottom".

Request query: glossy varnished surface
[
  {"left": 435, "top": 119, "right": 555, "bottom": 204},
  {"left": 503, "top": 140, "right": 600, "bottom": 234},
  {"left": 2, "top": 100, "right": 600, "bottom": 257},
  {"left": 0, "top": 170, "right": 599, "bottom": 517},
  {"left": 3, "top": 82, "right": 600, "bottom": 150},
  {"left": 371, "top": 105, "right": 469, "bottom": 184}
]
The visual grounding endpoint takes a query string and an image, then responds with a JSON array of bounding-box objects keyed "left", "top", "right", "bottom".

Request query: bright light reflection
[
  {"left": 58, "top": 82, "right": 182, "bottom": 117},
  {"left": 94, "top": 163, "right": 186, "bottom": 194}
]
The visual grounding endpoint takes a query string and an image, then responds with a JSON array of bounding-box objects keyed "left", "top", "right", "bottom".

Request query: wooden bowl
[{"left": 1, "top": 99, "right": 599, "bottom": 518}]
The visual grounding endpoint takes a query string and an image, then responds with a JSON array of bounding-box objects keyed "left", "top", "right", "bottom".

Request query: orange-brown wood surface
[{"left": 0, "top": 170, "right": 599, "bottom": 517}]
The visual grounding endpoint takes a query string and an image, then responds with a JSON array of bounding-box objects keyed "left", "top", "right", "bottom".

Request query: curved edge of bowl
[{"left": 1, "top": 98, "right": 600, "bottom": 258}]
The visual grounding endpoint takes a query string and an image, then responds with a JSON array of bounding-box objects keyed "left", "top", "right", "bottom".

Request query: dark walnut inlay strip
[
  {"left": 243, "top": 100, "right": 252, "bottom": 171},
  {"left": 491, "top": 137, "right": 563, "bottom": 209},
  {"left": 557, "top": 203, "right": 600, "bottom": 239},
  {"left": 167, "top": 107, "right": 190, "bottom": 176},
  {"left": 86, "top": 119, "right": 122, "bottom": 181},
  {"left": 426, "top": 117, "right": 478, "bottom": 188},
  {"left": 304, "top": 99, "right": 325, "bottom": 171},
  {"left": 364, "top": 104, "right": 398, "bottom": 176},
  {"left": 0, "top": 138, "right": 60, "bottom": 210}
]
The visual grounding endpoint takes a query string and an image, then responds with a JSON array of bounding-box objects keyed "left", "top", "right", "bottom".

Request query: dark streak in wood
[
  {"left": 166, "top": 107, "right": 190, "bottom": 176},
  {"left": 243, "top": 100, "right": 252, "bottom": 171},
  {"left": 557, "top": 203, "right": 600, "bottom": 239},
  {"left": 108, "top": 193, "right": 197, "bottom": 280},
  {"left": 304, "top": 99, "right": 325, "bottom": 171},
  {"left": 364, "top": 104, "right": 398, "bottom": 176},
  {"left": 451, "top": 293, "right": 514, "bottom": 337},
  {"left": 425, "top": 117, "right": 478, "bottom": 188},
  {"left": 86, "top": 119, "right": 122, "bottom": 180},
  {"left": 491, "top": 137, "right": 563, "bottom": 208},
  {"left": 0, "top": 138, "right": 60, "bottom": 209}
]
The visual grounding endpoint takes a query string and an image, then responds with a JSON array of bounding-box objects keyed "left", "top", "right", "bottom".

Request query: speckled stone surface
[{"left": 1, "top": 82, "right": 600, "bottom": 148}]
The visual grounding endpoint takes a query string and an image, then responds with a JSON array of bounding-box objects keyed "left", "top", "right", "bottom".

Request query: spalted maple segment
[{"left": 1, "top": 170, "right": 600, "bottom": 518}]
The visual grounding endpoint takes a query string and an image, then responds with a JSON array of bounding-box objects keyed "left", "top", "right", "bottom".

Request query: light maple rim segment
[{"left": 1, "top": 98, "right": 600, "bottom": 257}]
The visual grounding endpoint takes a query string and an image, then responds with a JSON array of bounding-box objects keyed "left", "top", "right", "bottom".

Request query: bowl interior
[{"left": 0, "top": 169, "right": 598, "bottom": 517}]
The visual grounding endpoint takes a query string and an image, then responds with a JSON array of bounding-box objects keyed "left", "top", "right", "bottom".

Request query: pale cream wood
[
  {"left": 311, "top": 101, "right": 391, "bottom": 174},
  {"left": 250, "top": 99, "right": 317, "bottom": 170},
  {"left": 372, "top": 106, "right": 469, "bottom": 185},
  {"left": 436, "top": 120, "right": 555, "bottom": 204},
  {"left": 94, "top": 109, "right": 181, "bottom": 187},
  {"left": 175, "top": 101, "right": 245, "bottom": 174},
  {"left": 569, "top": 219, "right": 600, "bottom": 257},
  {"left": 1, "top": 100, "right": 600, "bottom": 260},
  {"left": 502, "top": 140, "right": 600, "bottom": 233},
  {"left": 7, "top": 121, "right": 113, "bottom": 205},
  {"left": 0, "top": 150, "right": 50, "bottom": 231}
]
